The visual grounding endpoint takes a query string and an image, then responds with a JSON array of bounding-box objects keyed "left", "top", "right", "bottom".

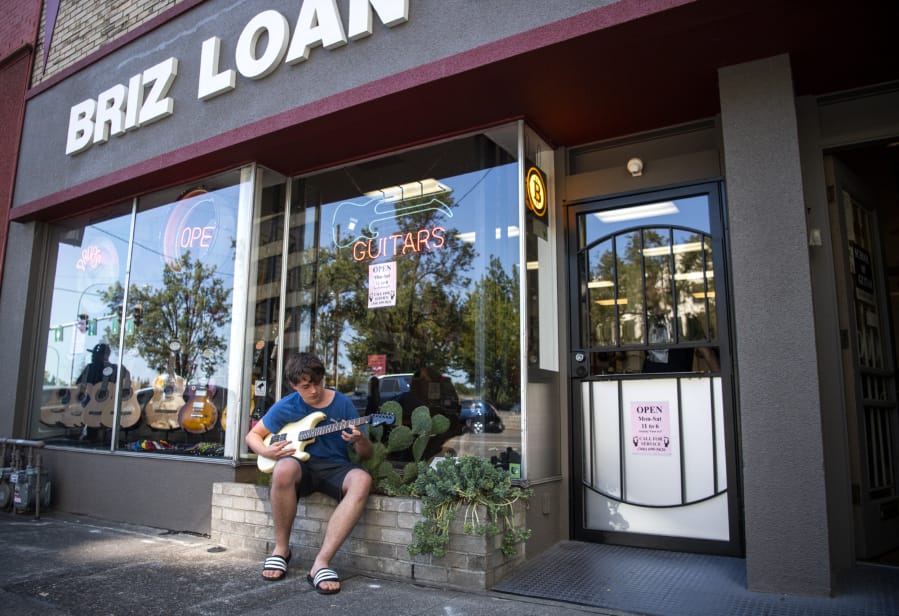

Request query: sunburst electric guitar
[
  {"left": 257, "top": 412, "right": 394, "bottom": 473},
  {"left": 178, "top": 375, "right": 219, "bottom": 434}
]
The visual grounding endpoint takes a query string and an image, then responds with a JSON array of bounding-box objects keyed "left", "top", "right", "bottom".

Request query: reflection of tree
[
  {"left": 103, "top": 254, "right": 231, "bottom": 381},
  {"left": 458, "top": 257, "right": 520, "bottom": 407},
  {"left": 588, "top": 228, "right": 712, "bottom": 347},
  {"left": 316, "top": 196, "right": 475, "bottom": 380}
]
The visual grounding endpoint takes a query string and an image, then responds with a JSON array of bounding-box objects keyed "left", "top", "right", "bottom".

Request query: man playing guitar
[{"left": 244, "top": 352, "right": 372, "bottom": 593}]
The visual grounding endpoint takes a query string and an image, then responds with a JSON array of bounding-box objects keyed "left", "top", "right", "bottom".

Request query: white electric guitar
[{"left": 257, "top": 412, "right": 394, "bottom": 473}]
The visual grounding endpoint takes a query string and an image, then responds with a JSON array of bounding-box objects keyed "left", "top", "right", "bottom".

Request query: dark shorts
[{"left": 283, "top": 457, "right": 364, "bottom": 501}]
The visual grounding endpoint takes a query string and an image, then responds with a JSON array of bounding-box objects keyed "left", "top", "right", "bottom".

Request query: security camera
[{"left": 626, "top": 158, "right": 643, "bottom": 177}]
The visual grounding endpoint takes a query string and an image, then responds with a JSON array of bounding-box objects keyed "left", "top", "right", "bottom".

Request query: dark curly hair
[{"left": 284, "top": 352, "right": 325, "bottom": 385}]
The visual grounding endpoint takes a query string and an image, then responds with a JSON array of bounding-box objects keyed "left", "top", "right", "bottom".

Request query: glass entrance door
[{"left": 567, "top": 183, "right": 741, "bottom": 555}]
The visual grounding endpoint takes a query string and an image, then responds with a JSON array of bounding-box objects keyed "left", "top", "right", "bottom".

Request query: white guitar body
[{"left": 257, "top": 412, "right": 393, "bottom": 473}]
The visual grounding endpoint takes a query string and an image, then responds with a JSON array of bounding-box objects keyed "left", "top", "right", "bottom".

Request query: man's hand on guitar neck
[{"left": 339, "top": 423, "right": 373, "bottom": 459}]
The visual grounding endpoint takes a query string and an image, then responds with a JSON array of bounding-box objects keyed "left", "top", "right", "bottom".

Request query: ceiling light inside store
[
  {"left": 595, "top": 201, "right": 679, "bottom": 223},
  {"left": 675, "top": 270, "right": 714, "bottom": 281},
  {"left": 642, "top": 241, "right": 703, "bottom": 257},
  {"left": 526, "top": 261, "right": 539, "bottom": 270},
  {"left": 595, "top": 298, "right": 628, "bottom": 306},
  {"left": 588, "top": 280, "right": 614, "bottom": 288},
  {"left": 364, "top": 178, "right": 451, "bottom": 202},
  {"left": 692, "top": 291, "right": 716, "bottom": 299},
  {"left": 457, "top": 231, "right": 476, "bottom": 243}
]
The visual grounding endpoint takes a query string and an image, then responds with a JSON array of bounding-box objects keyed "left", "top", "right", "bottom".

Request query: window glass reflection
[
  {"left": 34, "top": 170, "right": 243, "bottom": 457},
  {"left": 291, "top": 128, "right": 523, "bottom": 465},
  {"left": 576, "top": 193, "right": 719, "bottom": 376},
  {"left": 37, "top": 209, "right": 132, "bottom": 445},
  {"left": 121, "top": 176, "right": 240, "bottom": 455}
]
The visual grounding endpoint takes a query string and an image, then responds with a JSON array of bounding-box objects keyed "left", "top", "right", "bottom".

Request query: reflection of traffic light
[
  {"left": 87, "top": 319, "right": 98, "bottom": 336},
  {"left": 77, "top": 313, "right": 88, "bottom": 333},
  {"left": 133, "top": 304, "right": 143, "bottom": 327}
]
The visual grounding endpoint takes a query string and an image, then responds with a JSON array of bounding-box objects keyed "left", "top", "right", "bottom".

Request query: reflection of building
[{"left": 1, "top": 0, "right": 899, "bottom": 600}]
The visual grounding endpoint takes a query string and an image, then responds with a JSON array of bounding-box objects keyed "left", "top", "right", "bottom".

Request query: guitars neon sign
[{"left": 352, "top": 226, "right": 446, "bottom": 262}]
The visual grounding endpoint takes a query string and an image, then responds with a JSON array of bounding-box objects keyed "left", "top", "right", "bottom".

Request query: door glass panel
[
  {"left": 617, "top": 231, "right": 643, "bottom": 346},
  {"left": 673, "top": 228, "right": 712, "bottom": 342},
  {"left": 586, "top": 238, "right": 616, "bottom": 347},
  {"left": 575, "top": 194, "right": 718, "bottom": 376}
]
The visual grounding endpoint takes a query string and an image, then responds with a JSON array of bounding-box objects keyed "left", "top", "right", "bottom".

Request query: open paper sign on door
[{"left": 630, "top": 401, "right": 672, "bottom": 455}]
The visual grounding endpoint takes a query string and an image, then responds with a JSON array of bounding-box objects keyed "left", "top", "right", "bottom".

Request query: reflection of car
[
  {"left": 460, "top": 399, "right": 504, "bottom": 434},
  {"left": 349, "top": 373, "right": 413, "bottom": 413},
  {"left": 352, "top": 371, "right": 463, "bottom": 460}
]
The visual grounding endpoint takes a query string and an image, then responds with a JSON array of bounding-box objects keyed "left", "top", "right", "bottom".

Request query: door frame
[
  {"left": 825, "top": 154, "right": 899, "bottom": 560},
  {"left": 565, "top": 181, "right": 743, "bottom": 556}
]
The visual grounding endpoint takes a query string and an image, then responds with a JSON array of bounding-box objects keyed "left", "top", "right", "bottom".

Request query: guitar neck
[{"left": 273, "top": 415, "right": 372, "bottom": 444}]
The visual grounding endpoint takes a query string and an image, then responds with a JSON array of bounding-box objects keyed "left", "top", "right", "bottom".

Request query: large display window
[
  {"left": 255, "top": 124, "right": 536, "bottom": 470},
  {"left": 33, "top": 123, "right": 554, "bottom": 474},
  {"left": 35, "top": 169, "right": 247, "bottom": 457}
]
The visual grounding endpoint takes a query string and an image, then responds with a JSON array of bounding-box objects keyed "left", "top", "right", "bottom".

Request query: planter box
[{"left": 210, "top": 482, "right": 527, "bottom": 590}]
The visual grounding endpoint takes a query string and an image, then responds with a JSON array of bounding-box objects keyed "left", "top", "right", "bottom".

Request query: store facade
[{"left": 2, "top": 0, "right": 899, "bottom": 597}]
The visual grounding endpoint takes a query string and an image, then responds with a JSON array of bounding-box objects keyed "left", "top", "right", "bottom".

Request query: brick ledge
[{"left": 210, "top": 481, "right": 526, "bottom": 590}]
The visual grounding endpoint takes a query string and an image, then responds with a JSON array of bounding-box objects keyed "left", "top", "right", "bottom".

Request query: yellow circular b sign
[{"left": 526, "top": 166, "right": 547, "bottom": 217}]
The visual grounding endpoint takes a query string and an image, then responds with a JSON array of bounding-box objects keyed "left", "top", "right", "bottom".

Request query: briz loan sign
[{"left": 65, "top": 0, "right": 409, "bottom": 156}]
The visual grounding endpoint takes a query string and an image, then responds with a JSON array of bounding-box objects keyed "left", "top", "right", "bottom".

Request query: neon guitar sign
[{"left": 332, "top": 197, "right": 453, "bottom": 249}]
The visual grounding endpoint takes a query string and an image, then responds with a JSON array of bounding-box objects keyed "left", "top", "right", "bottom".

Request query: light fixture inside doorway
[
  {"left": 627, "top": 157, "right": 644, "bottom": 177},
  {"left": 594, "top": 201, "right": 679, "bottom": 223}
]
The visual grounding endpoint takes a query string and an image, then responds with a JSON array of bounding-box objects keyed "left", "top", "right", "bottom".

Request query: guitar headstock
[{"left": 370, "top": 413, "right": 395, "bottom": 427}]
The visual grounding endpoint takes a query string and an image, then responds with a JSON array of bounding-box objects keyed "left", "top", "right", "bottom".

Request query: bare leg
[
  {"left": 309, "top": 468, "right": 371, "bottom": 591},
  {"left": 264, "top": 459, "right": 301, "bottom": 579}
]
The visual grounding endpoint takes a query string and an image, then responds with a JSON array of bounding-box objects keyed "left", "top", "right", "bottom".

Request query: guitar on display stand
[
  {"left": 83, "top": 364, "right": 115, "bottom": 429},
  {"left": 96, "top": 369, "right": 141, "bottom": 429},
  {"left": 257, "top": 413, "right": 394, "bottom": 473},
  {"left": 40, "top": 387, "right": 77, "bottom": 427},
  {"left": 116, "top": 380, "right": 142, "bottom": 429},
  {"left": 178, "top": 350, "right": 219, "bottom": 434},
  {"left": 61, "top": 371, "right": 91, "bottom": 429},
  {"left": 144, "top": 344, "right": 186, "bottom": 431}
]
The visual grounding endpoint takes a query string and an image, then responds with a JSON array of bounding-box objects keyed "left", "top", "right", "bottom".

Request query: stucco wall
[
  {"left": 14, "top": 0, "right": 618, "bottom": 209},
  {"left": 719, "top": 54, "right": 831, "bottom": 595}
]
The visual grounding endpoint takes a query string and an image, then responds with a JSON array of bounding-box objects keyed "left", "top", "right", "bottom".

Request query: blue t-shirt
[{"left": 261, "top": 390, "right": 361, "bottom": 463}]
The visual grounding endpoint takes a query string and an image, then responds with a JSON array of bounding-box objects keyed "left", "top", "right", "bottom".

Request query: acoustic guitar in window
[
  {"left": 144, "top": 346, "right": 186, "bottom": 430},
  {"left": 40, "top": 386, "right": 77, "bottom": 427},
  {"left": 61, "top": 373, "right": 91, "bottom": 428},
  {"left": 96, "top": 372, "right": 141, "bottom": 429},
  {"left": 83, "top": 364, "right": 115, "bottom": 429}
]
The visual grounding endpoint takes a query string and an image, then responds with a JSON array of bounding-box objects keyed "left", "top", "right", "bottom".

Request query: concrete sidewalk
[{"left": 0, "top": 512, "right": 626, "bottom": 616}]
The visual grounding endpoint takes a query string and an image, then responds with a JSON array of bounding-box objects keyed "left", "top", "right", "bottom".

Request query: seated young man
[{"left": 245, "top": 352, "right": 373, "bottom": 592}]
